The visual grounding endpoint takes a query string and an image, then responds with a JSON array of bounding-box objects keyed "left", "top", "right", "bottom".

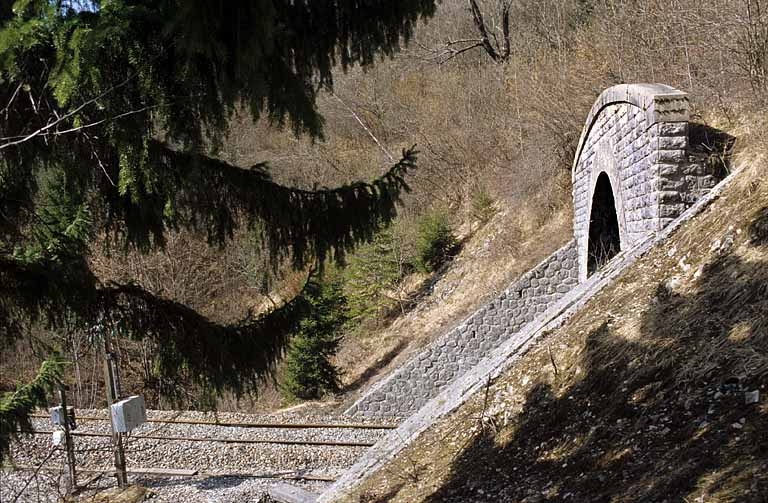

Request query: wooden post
[
  {"left": 58, "top": 385, "right": 77, "bottom": 494},
  {"left": 104, "top": 346, "right": 128, "bottom": 487}
]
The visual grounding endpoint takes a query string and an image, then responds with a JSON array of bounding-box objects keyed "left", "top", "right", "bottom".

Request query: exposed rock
[{"left": 745, "top": 390, "right": 760, "bottom": 405}]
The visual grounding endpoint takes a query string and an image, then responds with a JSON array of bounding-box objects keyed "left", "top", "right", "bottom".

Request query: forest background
[{"left": 2, "top": 0, "right": 764, "bottom": 413}]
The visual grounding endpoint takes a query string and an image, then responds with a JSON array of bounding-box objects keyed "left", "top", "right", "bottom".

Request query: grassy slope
[
  {"left": 341, "top": 142, "right": 768, "bottom": 502},
  {"left": 336, "top": 206, "right": 571, "bottom": 408}
]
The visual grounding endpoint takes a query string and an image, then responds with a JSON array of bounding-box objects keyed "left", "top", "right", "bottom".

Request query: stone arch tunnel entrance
[
  {"left": 572, "top": 84, "right": 695, "bottom": 282},
  {"left": 346, "top": 84, "right": 733, "bottom": 421},
  {"left": 587, "top": 172, "right": 621, "bottom": 276}
]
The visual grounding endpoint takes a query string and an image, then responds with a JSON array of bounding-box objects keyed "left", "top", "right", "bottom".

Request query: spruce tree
[
  {"left": 415, "top": 210, "right": 458, "bottom": 272},
  {"left": 0, "top": 357, "right": 64, "bottom": 465},
  {"left": 343, "top": 228, "right": 405, "bottom": 322},
  {"left": 282, "top": 274, "right": 347, "bottom": 401},
  {"left": 0, "top": 0, "right": 437, "bottom": 440}
]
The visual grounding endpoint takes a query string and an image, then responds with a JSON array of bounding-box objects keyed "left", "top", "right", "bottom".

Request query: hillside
[
  {"left": 5, "top": 1, "right": 768, "bottom": 502},
  {"left": 339, "top": 136, "right": 768, "bottom": 502},
  {"left": 5, "top": 0, "right": 763, "bottom": 415}
]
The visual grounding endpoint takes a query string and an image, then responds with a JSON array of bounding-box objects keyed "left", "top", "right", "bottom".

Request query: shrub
[
  {"left": 416, "top": 210, "right": 458, "bottom": 272},
  {"left": 282, "top": 274, "right": 347, "bottom": 400},
  {"left": 343, "top": 228, "right": 410, "bottom": 323},
  {"left": 470, "top": 187, "right": 497, "bottom": 225}
]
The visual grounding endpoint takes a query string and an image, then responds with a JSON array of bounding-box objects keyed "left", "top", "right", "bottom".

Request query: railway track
[
  {"left": 2, "top": 409, "right": 398, "bottom": 502},
  {"left": 27, "top": 429, "right": 378, "bottom": 447},
  {"left": 29, "top": 413, "right": 398, "bottom": 430}
]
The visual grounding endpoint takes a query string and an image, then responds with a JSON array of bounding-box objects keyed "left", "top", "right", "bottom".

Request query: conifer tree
[
  {"left": 0, "top": 357, "right": 64, "bottom": 465},
  {"left": 0, "top": 0, "right": 436, "bottom": 432},
  {"left": 282, "top": 274, "right": 347, "bottom": 400},
  {"left": 343, "top": 228, "right": 405, "bottom": 322},
  {"left": 415, "top": 210, "right": 458, "bottom": 272}
]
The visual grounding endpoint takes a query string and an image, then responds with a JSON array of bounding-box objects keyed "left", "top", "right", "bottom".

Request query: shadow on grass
[
  {"left": 358, "top": 482, "right": 407, "bottom": 503},
  {"left": 372, "top": 228, "right": 768, "bottom": 502}
]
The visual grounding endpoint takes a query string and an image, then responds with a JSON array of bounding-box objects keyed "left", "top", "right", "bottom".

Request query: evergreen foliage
[
  {"left": 416, "top": 210, "right": 458, "bottom": 272},
  {"left": 343, "top": 228, "right": 405, "bottom": 322},
  {"left": 282, "top": 274, "right": 347, "bottom": 400},
  {"left": 0, "top": 254, "right": 313, "bottom": 398},
  {"left": 0, "top": 356, "right": 63, "bottom": 465},
  {"left": 470, "top": 187, "right": 497, "bottom": 225},
  {"left": 0, "top": 0, "right": 435, "bottom": 418}
]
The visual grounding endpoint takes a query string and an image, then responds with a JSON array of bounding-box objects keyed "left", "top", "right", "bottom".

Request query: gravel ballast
[{"left": 1, "top": 409, "right": 395, "bottom": 502}]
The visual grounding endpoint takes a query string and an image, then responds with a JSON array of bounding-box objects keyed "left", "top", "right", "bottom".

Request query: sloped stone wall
[
  {"left": 322, "top": 163, "right": 741, "bottom": 503},
  {"left": 346, "top": 83, "right": 721, "bottom": 420},
  {"left": 346, "top": 241, "right": 578, "bottom": 417}
]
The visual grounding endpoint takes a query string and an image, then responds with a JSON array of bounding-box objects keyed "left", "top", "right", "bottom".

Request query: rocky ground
[{"left": 0, "top": 409, "right": 394, "bottom": 502}]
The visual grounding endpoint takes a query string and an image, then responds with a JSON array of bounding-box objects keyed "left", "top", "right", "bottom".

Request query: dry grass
[
  {"left": 335, "top": 204, "right": 571, "bottom": 404},
  {"left": 319, "top": 0, "right": 768, "bottom": 414},
  {"left": 340, "top": 130, "right": 768, "bottom": 502},
  {"left": 10, "top": 0, "right": 768, "bottom": 414}
]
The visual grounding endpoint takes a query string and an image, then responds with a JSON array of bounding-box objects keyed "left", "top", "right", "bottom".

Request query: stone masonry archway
[
  {"left": 572, "top": 84, "right": 692, "bottom": 282},
  {"left": 345, "top": 83, "right": 726, "bottom": 419},
  {"left": 323, "top": 83, "right": 734, "bottom": 502}
]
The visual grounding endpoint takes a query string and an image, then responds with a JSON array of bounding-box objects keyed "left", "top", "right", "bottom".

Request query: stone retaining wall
[
  {"left": 346, "top": 84, "right": 722, "bottom": 421},
  {"left": 320, "top": 163, "right": 742, "bottom": 503},
  {"left": 346, "top": 241, "right": 579, "bottom": 417}
]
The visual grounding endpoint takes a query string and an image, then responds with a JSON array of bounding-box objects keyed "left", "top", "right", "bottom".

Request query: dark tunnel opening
[{"left": 588, "top": 173, "right": 621, "bottom": 276}]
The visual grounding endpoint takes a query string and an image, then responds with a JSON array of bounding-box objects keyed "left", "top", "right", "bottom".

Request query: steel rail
[
  {"left": 28, "top": 429, "right": 376, "bottom": 447},
  {"left": 2, "top": 465, "right": 337, "bottom": 482},
  {"left": 29, "top": 414, "right": 397, "bottom": 430}
]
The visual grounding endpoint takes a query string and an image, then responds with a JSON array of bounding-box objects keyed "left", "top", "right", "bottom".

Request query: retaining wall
[
  {"left": 320, "top": 163, "right": 743, "bottom": 503},
  {"left": 346, "top": 241, "right": 579, "bottom": 417},
  {"left": 346, "top": 84, "right": 723, "bottom": 420}
]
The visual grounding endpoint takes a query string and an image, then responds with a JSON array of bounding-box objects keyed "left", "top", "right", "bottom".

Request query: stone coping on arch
[{"left": 570, "top": 83, "right": 689, "bottom": 181}]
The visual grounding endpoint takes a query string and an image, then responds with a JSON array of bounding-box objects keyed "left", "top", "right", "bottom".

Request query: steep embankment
[
  {"left": 340, "top": 141, "right": 768, "bottom": 502},
  {"left": 336, "top": 206, "right": 571, "bottom": 410}
]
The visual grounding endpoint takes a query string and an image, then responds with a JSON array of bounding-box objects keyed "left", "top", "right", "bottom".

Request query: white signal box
[
  {"left": 110, "top": 395, "right": 147, "bottom": 433},
  {"left": 49, "top": 406, "right": 76, "bottom": 428}
]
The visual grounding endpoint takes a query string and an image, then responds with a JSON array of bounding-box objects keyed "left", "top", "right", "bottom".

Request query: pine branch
[
  {"left": 0, "top": 0, "right": 436, "bottom": 409},
  {"left": 0, "top": 255, "right": 311, "bottom": 398},
  {"left": 148, "top": 141, "right": 418, "bottom": 268},
  {"left": 98, "top": 281, "right": 310, "bottom": 395},
  {"left": 0, "top": 356, "right": 64, "bottom": 465},
  {"left": 0, "top": 72, "right": 140, "bottom": 150}
]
